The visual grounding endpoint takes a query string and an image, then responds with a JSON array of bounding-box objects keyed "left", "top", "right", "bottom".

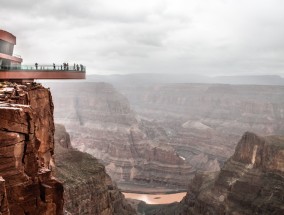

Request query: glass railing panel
[{"left": 0, "top": 64, "right": 86, "bottom": 72}]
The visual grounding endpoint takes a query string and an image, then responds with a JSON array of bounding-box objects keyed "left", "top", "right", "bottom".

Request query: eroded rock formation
[
  {"left": 48, "top": 81, "right": 284, "bottom": 191},
  {"left": 49, "top": 82, "right": 194, "bottom": 189},
  {"left": 0, "top": 82, "right": 63, "bottom": 214},
  {"left": 54, "top": 124, "right": 136, "bottom": 215},
  {"left": 120, "top": 84, "right": 284, "bottom": 163},
  {"left": 153, "top": 132, "right": 284, "bottom": 215}
]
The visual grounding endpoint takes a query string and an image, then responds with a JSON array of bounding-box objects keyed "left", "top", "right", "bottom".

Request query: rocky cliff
[
  {"left": 54, "top": 124, "right": 136, "bottom": 215},
  {"left": 49, "top": 82, "right": 284, "bottom": 190},
  {"left": 120, "top": 83, "right": 284, "bottom": 163},
  {"left": 48, "top": 82, "right": 194, "bottom": 189},
  {"left": 0, "top": 82, "right": 63, "bottom": 215},
  {"left": 153, "top": 132, "right": 284, "bottom": 215}
]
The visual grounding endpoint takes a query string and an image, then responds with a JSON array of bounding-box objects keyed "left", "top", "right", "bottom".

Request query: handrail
[
  {"left": 0, "top": 64, "right": 86, "bottom": 72},
  {"left": 13, "top": 54, "right": 22, "bottom": 58}
]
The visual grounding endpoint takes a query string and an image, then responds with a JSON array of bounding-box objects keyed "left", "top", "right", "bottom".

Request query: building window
[{"left": 0, "top": 39, "right": 14, "bottom": 55}]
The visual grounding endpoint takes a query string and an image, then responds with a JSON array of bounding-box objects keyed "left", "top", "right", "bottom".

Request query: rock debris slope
[{"left": 0, "top": 82, "right": 63, "bottom": 215}]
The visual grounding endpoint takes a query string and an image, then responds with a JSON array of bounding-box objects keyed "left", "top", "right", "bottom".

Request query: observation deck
[
  {"left": 0, "top": 29, "right": 86, "bottom": 82},
  {"left": 0, "top": 64, "right": 86, "bottom": 81}
]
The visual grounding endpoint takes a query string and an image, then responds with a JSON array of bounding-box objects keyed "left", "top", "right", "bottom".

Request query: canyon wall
[
  {"left": 49, "top": 81, "right": 284, "bottom": 190},
  {"left": 152, "top": 132, "right": 284, "bottom": 215},
  {"left": 54, "top": 124, "right": 136, "bottom": 215},
  {"left": 119, "top": 83, "right": 284, "bottom": 163},
  {"left": 49, "top": 82, "right": 195, "bottom": 188},
  {"left": 0, "top": 82, "right": 63, "bottom": 215}
]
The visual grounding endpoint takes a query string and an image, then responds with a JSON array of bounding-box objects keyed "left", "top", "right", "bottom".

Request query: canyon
[
  {"left": 49, "top": 81, "right": 284, "bottom": 191},
  {"left": 54, "top": 124, "right": 136, "bottom": 215},
  {"left": 0, "top": 82, "right": 137, "bottom": 215},
  {"left": 119, "top": 83, "right": 284, "bottom": 162},
  {"left": 2, "top": 79, "right": 283, "bottom": 214},
  {"left": 151, "top": 132, "right": 284, "bottom": 215},
  {"left": 49, "top": 82, "right": 195, "bottom": 189}
]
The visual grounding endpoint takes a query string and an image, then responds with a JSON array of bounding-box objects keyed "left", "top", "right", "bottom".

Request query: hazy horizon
[
  {"left": 86, "top": 72, "right": 284, "bottom": 78},
  {"left": 1, "top": 0, "right": 284, "bottom": 77}
]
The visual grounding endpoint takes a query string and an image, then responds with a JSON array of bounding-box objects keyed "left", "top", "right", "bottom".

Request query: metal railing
[
  {"left": 0, "top": 64, "right": 86, "bottom": 72},
  {"left": 13, "top": 54, "right": 22, "bottom": 58}
]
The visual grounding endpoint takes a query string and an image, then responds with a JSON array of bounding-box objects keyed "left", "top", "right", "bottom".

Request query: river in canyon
[{"left": 123, "top": 192, "right": 187, "bottom": 204}]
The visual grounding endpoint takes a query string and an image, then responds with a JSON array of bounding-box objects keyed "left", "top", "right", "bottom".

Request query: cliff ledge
[{"left": 0, "top": 82, "right": 63, "bottom": 215}]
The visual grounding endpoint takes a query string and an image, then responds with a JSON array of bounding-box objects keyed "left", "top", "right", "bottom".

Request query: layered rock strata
[
  {"left": 119, "top": 83, "right": 284, "bottom": 163},
  {"left": 48, "top": 82, "right": 284, "bottom": 190},
  {"left": 48, "top": 82, "right": 194, "bottom": 188},
  {"left": 154, "top": 132, "right": 284, "bottom": 215},
  {"left": 54, "top": 124, "right": 136, "bottom": 215},
  {"left": 0, "top": 82, "right": 63, "bottom": 215}
]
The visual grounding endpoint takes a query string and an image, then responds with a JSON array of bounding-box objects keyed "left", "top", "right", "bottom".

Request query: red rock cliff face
[
  {"left": 0, "top": 82, "right": 64, "bottom": 215},
  {"left": 151, "top": 132, "right": 284, "bottom": 215},
  {"left": 178, "top": 132, "right": 284, "bottom": 215}
]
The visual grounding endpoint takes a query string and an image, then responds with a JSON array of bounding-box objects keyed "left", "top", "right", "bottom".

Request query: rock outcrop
[
  {"left": 154, "top": 132, "right": 284, "bottom": 215},
  {"left": 54, "top": 124, "right": 136, "bottom": 215},
  {"left": 0, "top": 82, "right": 63, "bottom": 215}
]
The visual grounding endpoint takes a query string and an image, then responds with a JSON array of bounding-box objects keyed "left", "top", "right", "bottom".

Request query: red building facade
[{"left": 0, "top": 30, "right": 23, "bottom": 69}]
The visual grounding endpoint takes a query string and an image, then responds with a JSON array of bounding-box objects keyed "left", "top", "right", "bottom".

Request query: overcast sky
[{"left": 1, "top": 0, "right": 284, "bottom": 76}]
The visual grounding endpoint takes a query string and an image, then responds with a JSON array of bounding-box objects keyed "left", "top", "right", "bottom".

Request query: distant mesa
[{"left": 0, "top": 29, "right": 86, "bottom": 82}]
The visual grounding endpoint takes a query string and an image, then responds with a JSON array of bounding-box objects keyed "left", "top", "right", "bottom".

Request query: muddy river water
[{"left": 123, "top": 192, "right": 187, "bottom": 205}]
